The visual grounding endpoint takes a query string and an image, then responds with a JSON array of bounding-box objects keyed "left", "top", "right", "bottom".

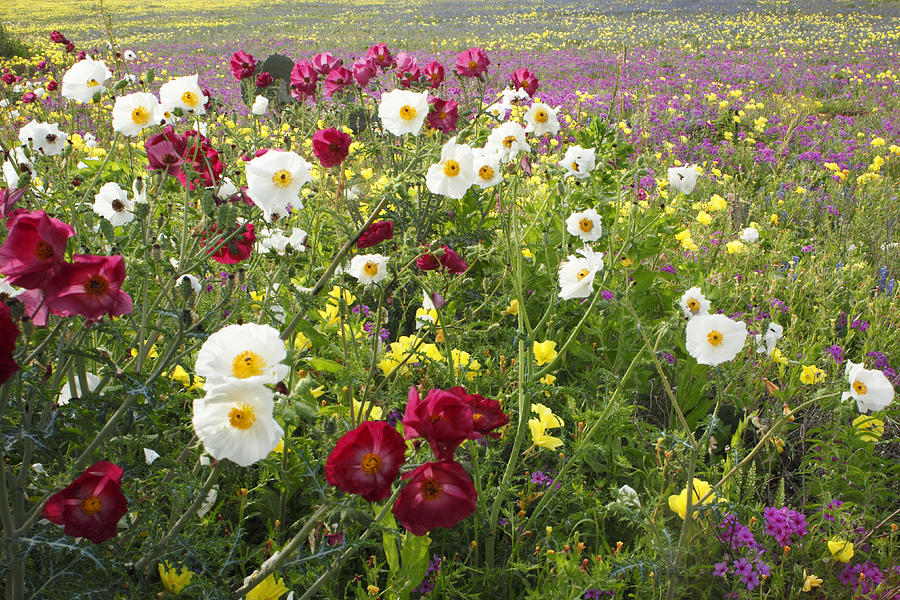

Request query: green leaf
[
  {"left": 378, "top": 509, "right": 400, "bottom": 574},
  {"left": 397, "top": 533, "right": 431, "bottom": 599},
  {"left": 306, "top": 357, "right": 343, "bottom": 373}
]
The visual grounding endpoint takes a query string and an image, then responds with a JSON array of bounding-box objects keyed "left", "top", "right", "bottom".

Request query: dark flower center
[
  {"left": 81, "top": 495, "right": 103, "bottom": 515},
  {"left": 111, "top": 199, "right": 125, "bottom": 212},
  {"left": 421, "top": 478, "right": 442, "bottom": 500},
  {"left": 83, "top": 275, "right": 109, "bottom": 297},
  {"left": 34, "top": 239, "right": 54, "bottom": 259}
]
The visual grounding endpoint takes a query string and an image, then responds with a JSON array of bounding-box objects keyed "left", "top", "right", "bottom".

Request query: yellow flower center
[
  {"left": 131, "top": 106, "right": 150, "bottom": 125},
  {"left": 86, "top": 78, "right": 100, "bottom": 88},
  {"left": 571, "top": 161, "right": 580, "bottom": 171},
  {"left": 478, "top": 165, "right": 495, "bottom": 181},
  {"left": 272, "top": 169, "right": 293, "bottom": 188},
  {"left": 534, "top": 109, "right": 549, "bottom": 123},
  {"left": 467, "top": 60, "right": 477, "bottom": 70},
  {"left": 576, "top": 268, "right": 590, "bottom": 281},
  {"left": 473, "top": 412, "right": 484, "bottom": 422},
  {"left": 399, "top": 105, "right": 417, "bottom": 121},
  {"left": 181, "top": 90, "right": 199, "bottom": 108},
  {"left": 228, "top": 404, "right": 256, "bottom": 430},
  {"left": 578, "top": 218, "right": 593, "bottom": 233},
  {"left": 81, "top": 495, "right": 103, "bottom": 515},
  {"left": 363, "top": 261, "right": 379, "bottom": 277},
  {"left": 686, "top": 298, "right": 700, "bottom": 313},
  {"left": 231, "top": 350, "right": 265, "bottom": 379},
  {"left": 442, "top": 159, "right": 460, "bottom": 177},
  {"left": 502, "top": 135, "right": 516, "bottom": 149},
  {"left": 707, "top": 330, "right": 723, "bottom": 347},
  {"left": 853, "top": 380, "right": 867, "bottom": 395},
  {"left": 359, "top": 452, "right": 382, "bottom": 475},
  {"left": 421, "top": 478, "right": 442, "bottom": 500}
]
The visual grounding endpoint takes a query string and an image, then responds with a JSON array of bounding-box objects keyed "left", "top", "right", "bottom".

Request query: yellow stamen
[
  {"left": 272, "top": 169, "right": 293, "bottom": 188},
  {"left": 228, "top": 404, "right": 256, "bottom": 430},
  {"left": 399, "top": 105, "right": 417, "bottom": 121},
  {"left": 359, "top": 452, "right": 382, "bottom": 475},
  {"left": 707, "top": 330, "right": 723, "bottom": 347},
  {"left": 442, "top": 159, "right": 460, "bottom": 177},
  {"left": 231, "top": 350, "right": 265, "bottom": 379}
]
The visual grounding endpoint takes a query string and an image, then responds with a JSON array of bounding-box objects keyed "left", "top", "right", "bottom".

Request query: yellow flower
[
  {"left": 131, "top": 344, "right": 159, "bottom": 359},
  {"left": 529, "top": 403, "right": 564, "bottom": 450},
  {"left": 310, "top": 385, "right": 325, "bottom": 399},
  {"left": 801, "top": 570, "right": 822, "bottom": 592},
  {"left": 827, "top": 538, "right": 854, "bottom": 563},
  {"left": 725, "top": 240, "right": 746, "bottom": 254},
  {"left": 246, "top": 574, "right": 288, "bottom": 600},
  {"left": 799, "top": 365, "right": 825, "bottom": 385},
  {"left": 503, "top": 298, "right": 519, "bottom": 316},
  {"left": 853, "top": 415, "right": 884, "bottom": 442},
  {"left": 452, "top": 349, "right": 481, "bottom": 381},
  {"left": 521, "top": 248, "right": 534, "bottom": 259},
  {"left": 353, "top": 399, "right": 383, "bottom": 421},
  {"left": 667, "top": 478, "right": 716, "bottom": 519},
  {"left": 871, "top": 137, "right": 885, "bottom": 147},
  {"left": 707, "top": 195, "right": 728, "bottom": 211},
  {"left": 271, "top": 438, "right": 285, "bottom": 454},
  {"left": 533, "top": 340, "right": 558, "bottom": 366},
  {"left": 294, "top": 332, "right": 312, "bottom": 352},
  {"left": 168, "top": 365, "right": 204, "bottom": 391},
  {"left": 696, "top": 210, "right": 712, "bottom": 225},
  {"left": 770, "top": 348, "right": 788, "bottom": 366},
  {"left": 158, "top": 561, "right": 193, "bottom": 595},
  {"left": 540, "top": 374, "right": 556, "bottom": 386}
]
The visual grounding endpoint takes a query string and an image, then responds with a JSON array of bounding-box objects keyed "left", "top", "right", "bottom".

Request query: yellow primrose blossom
[
  {"left": 271, "top": 438, "right": 285, "bottom": 454},
  {"left": 503, "top": 299, "right": 519, "bottom": 316},
  {"left": 522, "top": 248, "right": 534, "bottom": 259},
  {"left": 770, "top": 348, "right": 789, "bottom": 366},
  {"left": 540, "top": 374, "right": 556, "bottom": 386},
  {"left": 294, "top": 332, "right": 312, "bottom": 352},
  {"left": 668, "top": 478, "right": 716, "bottom": 519},
  {"left": 131, "top": 344, "right": 159, "bottom": 359},
  {"left": 533, "top": 341, "right": 558, "bottom": 366},
  {"left": 452, "top": 349, "right": 482, "bottom": 381},
  {"left": 158, "top": 561, "right": 193, "bottom": 595},
  {"left": 827, "top": 538, "right": 854, "bottom": 563},
  {"left": 871, "top": 137, "right": 885, "bottom": 147},
  {"left": 800, "top": 570, "right": 822, "bottom": 592},
  {"left": 529, "top": 403, "right": 564, "bottom": 450},
  {"left": 725, "top": 240, "right": 746, "bottom": 254},
  {"left": 696, "top": 211, "right": 712, "bottom": 225},
  {"left": 799, "top": 365, "right": 825, "bottom": 385},
  {"left": 353, "top": 399, "right": 383, "bottom": 421},
  {"left": 246, "top": 574, "right": 289, "bottom": 600},
  {"left": 169, "top": 365, "right": 204, "bottom": 391},
  {"left": 853, "top": 414, "right": 884, "bottom": 442}
]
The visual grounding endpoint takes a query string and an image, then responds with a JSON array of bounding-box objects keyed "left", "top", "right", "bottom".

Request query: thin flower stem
[{"left": 531, "top": 283, "right": 605, "bottom": 382}]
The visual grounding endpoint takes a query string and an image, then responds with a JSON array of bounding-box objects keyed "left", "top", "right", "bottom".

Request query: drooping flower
[
  {"left": 558, "top": 145, "right": 596, "bottom": 179},
  {"left": 841, "top": 362, "right": 894, "bottom": 413},
  {"left": 425, "top": 137, "right": 474, "bottom": 200},
  {"left": 159, "top": 74, "right": 208, "bottom": 115},
  {"left": 679, "top": 286, "right": 711, "bottom": 319},
  {"left": 192, "top": 380, "right": 283, "bottom": 467},
  {"left": 323, "top": 66, "right": 352, "bottom": 96},
  {"left": 325, "top": 421, "right": 407, "bottom": 501},
  {"left": 455, "top": 48, "right": 490, "bottom": 77},
  {"left": 61, "top": 57, "right": 112, "bottom": 103},
  {"left": 144, "top": 125, "right": 187, "bottom": 175},
  {"left": 533, "top": 340, "right": 558, "bottom": 366},
  {"left": 754, "top": 322, "right": 784, "bottom": 354},
  {"left": 245, "top": 150, "right": 312, "bottom": 221},
  {"left": 0, "top": 210, "right": 74, "bottom": 289},
  {"left": 529, "top": 402, "right": 564, "bottom": 449},
  {"left": 468, "top": 393, "right": 508, "bottom": 439},
  {"left": 92, "top": 182, "right": 134, "bottom": 226},
  {"left": 42, "top": 461, "right": 128, "bottom": 544},
  {"left": 378, "top": 89, "right": 429, "bottom": 136},
  {"left": 195, "top": 323, "right": 289, "bottom": 387},
  {"left": 158, "top": 561, "right": 194, "bottom": 595},
  {"left": 312, "top": 127, "right": 352, "bottom": 168},
  {"left": 485, "top": 122, "right": 530, "bottom": 163},
  {"left": 800, "top": 570, "right": 822, "bottom": 592},
  {"left": 668, "top": 478, "right": 716, "bottom": 519},
  {"left": 352, "top": 55, "right": 378, "bottom": 86},
  {"left": 558, "top": 247, "right": 604, "bottom": 300},
  {"left": 417, "top": 245, "right": 468, "bottom": 274},
  {"left": 112, "top": 92, "right": 162, "bottom": 137},
  {"left": 510, "top": 67, "right": 539, "bottom": 96},
  {"left": 685, "top": 314, "right": 747, "bottom": 366},
  {"left": 392, "top": 461, "right": 477, "bottom": 536},
  {"left": 668, "top": 164, "right": 699, "bottom": 195},
  {"left": 853, "top": 414, "right": 884, "bottom": 442},
  {"left": 43, "top": 255, "right": 133, "bottom": 322},
  {"left": 202, "top": 222, "right": 255, "bottom": 264},
  {"left": 565, "top": 208, "right": 602, "bottom": 242},
  {"left": 348, "top": 254, "right": 389, "bottom": 285},
  {"left": 524, "top": 102, "right": 560, "bottom": 136},
  {"left": 229, "top": 50, "right": 257, "bottom": 80}
]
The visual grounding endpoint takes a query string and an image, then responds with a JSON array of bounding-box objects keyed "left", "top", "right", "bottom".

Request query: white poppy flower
[
  {"left": 472, "top": 148, "right": 503, "bottom": 188},
  {"left": 348, "top": 254, "right": 389, "bottom": 285},
  {"left": 679, "top": 286, "right": 711, "bottom": 319},
  {"left": 92, "top": 181, "right": 134, "bottom": 226},
  {"left": 524, "top": 102, "right": 560, "bottom": 136},
  {"left": 740, "top": 227, "right": 759, "bottom": 243},
  {"left": 685, "top": 313, "right": 747, "bottom": 366},
  {"left": 285, "top": 227, "right": 307, "bottom": 252},
  {"left": 61, "top": 57, "right": 112, "bottom": 103},
  {"left": 215, "top": 177, "right": 239, "bottom": 199},
  {"left": 754, "top": 322, "right": 784, "bottom": 354},
  {"left": 617, "top": 484, "right": 641, "bottom": 508},
  {"left": 425, "top": 137, "right": 475, "bottom": 199},
  {"left": 112, "top": 92, "right": 162, "bottom": 137},
  {"left": 251, "top": 95, "right": 269, "bottom": 116},
  {"left": 192, "top": 381, "right": 283, "bottom": 467},
  {"left": 159, "top": 74, "right": 207, "bottom": 115},
  {"left": 558, "top": 145, "right": 596, "bottom": 179},
  {"left": 486, "top": 88, "right": 528, "bottom": 117},
  {"left": 565, "top": 208, "right": 603, "bottom": 242},
  {"left": 18, "top": 120, "right": 67, "bottom": 156},
  {"left": 122, "top": 50, "right": 137, "bottom": 61},
  {"left": 558, "top": 247, "right": 604, "bottom": 300},
  {"left": 195, "top": 323, "right": 289, "bottom": 387},
  {"left": 668, "top": 164, "right": 699, "bottom": 195},
  {"left": 260, "top": 230, "right": 290, "bottom": 254},
  {"left": 57, "top": 373, "right": 102, "bottom": 405},
  {"left": 245, "top": 150, "right": 311, "bottom": 222},
  {"left": 83, "top": 133, "right": 99, "bottom": 148},
  {"left": 485, "top": 122, "right": 530, "bottom": 163},
  {"left": 175, "top": 274, "right": 202, "bottom": 295},
  {"left": 842, "top": 363, "right": 894, "bottom": 413},
  {"left": 378, "top": 89, "right": 428, "bottom": 136}
]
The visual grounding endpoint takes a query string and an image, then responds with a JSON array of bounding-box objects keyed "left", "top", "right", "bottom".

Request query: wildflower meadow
[{"left": 1, "top": 1, "right": 899, "bottom": 598}]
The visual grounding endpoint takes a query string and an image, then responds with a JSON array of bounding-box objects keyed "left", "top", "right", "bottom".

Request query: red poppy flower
[
  {"left": 455, "top": 48, "right": 489, "bottom": 78},
  {"left": 510, "top": 67, "right": 539, "bottom": 97},
  {"left": 43, "top": 255, "right": 132, "bottom": 322},
  {"left": 0, "top": 210, "right": 74, "bottom": 290},
  {"left": 323, "top": 67, "right": 352, "bottom": 97},
  {"left": 423, "top": 61, "right": 445, "bottom": 89},
  {"left": 366, "top": 43, "right": 394, "bottom": 69},
  {"left": 202, "top": 222, "right": 256, "bottom": 264},
  {"left": 357, "top": 221, "right": 394, "bottom": 249},
  {"left": 145, "top": 126, "right": 187, "bottom": 176},
  {"left": 177, "top": 132, "right": 224, "bottom": 190},
  {"left": 42, "top": 461, "right": 128, "bottom": 544},
  {"left": 403, "top": 386, "right": 477, "bottom": 461},
  {"left": 230, "top": 50, "right": 257, "bottom": 81},
  {"left": 19, "top": 289, "right": 48, "bottom": 327},
  {"left": 426, "top": 98, "right": 459, "bottom": 133},
  {"left": 312, "top": 127, "right": 352, "bottom": 168},
  {"left": 466, "top": 393, "right": 508, "bottom": 439},
  {"left": 416, "top": 245, "right": 467, "bottom": 274},
  {"left": 392, "top": 461, "right": 477, "bottom": 536},
  {"left": 255, "top": 72, "right": 274, "bottom": 88},
  {"left": 290, "top": 61, "right": 318, "bottom": 100},
  {"left": 326, "top": 421, "right": 407, "bottom": 502},
  {"left": 0, "top": 302, "right": 19, "bottom": 384},
  {"left": 311, "top": 52, "right": 342, "bottom": 75}
]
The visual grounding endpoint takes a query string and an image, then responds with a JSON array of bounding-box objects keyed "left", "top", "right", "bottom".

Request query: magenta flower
[
  {"left": 426, "top": 98, "right": 459, "bottom": 133},
  {"left": 255, "top": 72, "right": 274, "bottom": 88},
  {"left": 366, "top": 43, "right": 393, "bottom": 69},
  {"left": 312, "top": 127, "right": 352, "bottom": 168},
  {"left": 311, "top": 52, "right": 342, "bottom": 75},
  {"left": 357, "top": 221, "right": 394, "bottom": 249},
  {"left": 44, "top": 255, "right": 132, "bottom": 322},
  {"left": 510, "top": 67, "right": 539, "bottom": 96},
  {"left": 392, "top": 461, "right": 477, "bottom": 536},
  {"left": 323, "top": 66, "right": 352, "bottom": 97},
  {"left": 229, "top": 50, "right": 256, "bottom": 81},
  {"left": 0, "top": 210, "right": 74, "bottom": 289},
  {"left": 42, "top": 461, "right": 128, "bottom": 544},
  {"left": 290, "top": 61, "right": 318, "bottom": 99},
  {"left": 455, "top": 48, "right": 489, "bottom": 77},
  {"left": 423, "top": 61, "right": 445, "bottom": 88},
  {"left": 352, "top": 56, "right": 378, "bottom": 86},
  {"left": 144, "top": 126, "right": 187, "bottom": 176}
]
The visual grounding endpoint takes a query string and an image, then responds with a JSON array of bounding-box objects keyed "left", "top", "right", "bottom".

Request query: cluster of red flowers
[
  {"left": 145, "top": 126, "right": 224, "bottom": 190},
  {"left": 0, "top": 210, "right": 132, "bottom": 324},
  {"left": 42, "top": 461, "right": 128, "bottom": 544},
  {"left": 326, "top": 386, "right": 507, "bottom": 536}
]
